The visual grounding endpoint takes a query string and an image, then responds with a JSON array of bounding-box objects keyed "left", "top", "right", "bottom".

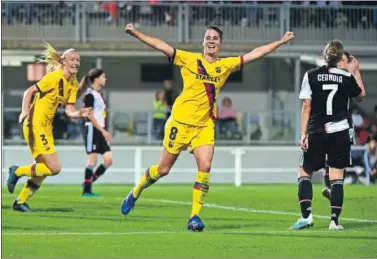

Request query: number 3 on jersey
[{"left": 323, "top": 84, "right": 338, "bottom": 115}]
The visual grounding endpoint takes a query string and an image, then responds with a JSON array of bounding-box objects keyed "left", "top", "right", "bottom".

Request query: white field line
[
  {"left": 2, "top": 230, "right": 374, "bottom": 236},
  {"left": 143, "top": 198, "right": 377, "bottom": 224},
  {"left": 2, "top": 195, "right": 376, "bottom": 224}
]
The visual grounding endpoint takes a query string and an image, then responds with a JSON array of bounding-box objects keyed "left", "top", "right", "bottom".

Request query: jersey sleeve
[
  {"left": 67, "top": 87, "right": 77, "bottom": 104},
  {"left": 84, "top": 93, "right": 95, "bottom": 108},
  {"left": 35, "top": 71, "right": 59, "bottom": 93},
  {"left": 348, "top": 75, "right": 362, "bottom": 97},
  {"left": 223, "top": 56, "right": 244, "bottom": 73},
  {"left": 168, "top": 48, "right": 192, "bottom": 67},
  {"left": 299, "top": 72, "right": 312, "bottom": 100}
]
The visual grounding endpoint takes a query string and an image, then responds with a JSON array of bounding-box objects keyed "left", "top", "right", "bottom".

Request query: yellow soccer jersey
[
  {"left": 169, "top": 48, "right": 243, "bottom": 126},
  {"left": 27, "top": 68, "right": 78, "bottom": 127}
]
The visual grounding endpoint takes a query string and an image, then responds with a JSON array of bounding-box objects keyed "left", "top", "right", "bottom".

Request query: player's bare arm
[
  {"left": 349, "top": 56, "right": 366, "bottom": 98},
  {"left": 125, "top": 23, "right": 175, "bottom": 58},
  {"left": 65, "top": 103, "right": 92, "bottom": 118},
  {"left": 300, "top": 99, "right": 311, "bottom": 151},
  {"left": 242, "top": 32, "right": 295, "bottom": 64},
  {"left": 19, "top": 85, "right": 39, "bottom": 123}
]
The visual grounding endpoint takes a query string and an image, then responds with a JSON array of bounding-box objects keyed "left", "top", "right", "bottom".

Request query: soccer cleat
[
  {"left": 322, "top": 187, "right": 331, "bottom": 201},
  {"left": 7, "top": 166, "right": 20, "bottom": 194},
  {"left": 121, "top": 190, "right": 138, "bottom": 216},
  {"left": 187, "top": 215, "right": 205, "bottom": 232},
  {"left": 83, "top": 192, "right": 100, "bottom": 197},
  {"left": 328, "top": 220, "right": 344, "bottom": 230},
  {"left": 12, "top": 200, "right": 32, "bottom": 212},
  {"left": 289, "top": 214, "right": 314, "bottom": 230}
]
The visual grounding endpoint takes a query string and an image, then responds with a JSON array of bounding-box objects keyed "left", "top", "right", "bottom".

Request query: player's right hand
[
  {"left": 102, "top": 130, "right": 112, "bottom": 142},
  {"left": 350, "top": 55, "right": 360, "bottom": 72},
  {"left": 18, "top": 110, "right": 29, "bottom": 123},
  {"left": 300, "top": 134, "right": 308, "bottom": 152},
  {"left": 125, "top": 24, "right": 135, "bottom": 35},
  {"left": 81, "top": 107, "right": 93, "bottom": 117}
]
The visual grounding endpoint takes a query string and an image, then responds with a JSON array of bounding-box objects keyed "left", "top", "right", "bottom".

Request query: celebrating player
[
  {"left": 121, "top": 23, "right": 295, "bottom": 231},
  {"left": 322, "top": 51, "right": 355, "bottom": 201},
  {"left": 291, "top": 40, "right": 366, "bottom": 230},
  {"left": 7, "top": 43, "right": 92, "bottom": 212},
  {"left": 81, "top": 69, "right": 113, "bottom": 197}
]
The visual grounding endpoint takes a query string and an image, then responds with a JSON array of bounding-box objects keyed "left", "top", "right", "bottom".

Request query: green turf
[{"left": 2, "top": 184, "right": 377, "bottom": 258}]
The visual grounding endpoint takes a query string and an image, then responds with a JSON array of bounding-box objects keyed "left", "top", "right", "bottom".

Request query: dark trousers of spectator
[{"left": 153, "top": 118, "right": 166, "bottom": 140}]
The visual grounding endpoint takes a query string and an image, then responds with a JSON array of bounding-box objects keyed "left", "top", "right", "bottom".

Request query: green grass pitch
[{"left": 2, "top": 184, "right": 377, "bottom": 258}]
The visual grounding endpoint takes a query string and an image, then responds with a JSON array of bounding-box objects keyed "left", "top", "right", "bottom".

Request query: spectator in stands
[
  {"left": 163, "top": 79, "right": 177, "bottom": 118},
  {"left": 102, "top": 1, "right": 119, "bottom": 25},
  {"left": 153, "top": 91, "right": 167, "bottom": 140},
  {"left": 217, "top": 97, "right": 239, "bottom": 139},
  {"left": 371, "top": 105, "right": 377, "bottom": 126},
  {"left": 363, "top": 136, "right": 377, "bottom": 184}
]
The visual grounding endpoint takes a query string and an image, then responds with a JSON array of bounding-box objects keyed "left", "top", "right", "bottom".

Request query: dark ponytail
[
  {"left": 77, "top": 75, "right": 90, "bottom": 98},
  {"left": 77, "top": 68, "right": 105, "bottom": 98}
]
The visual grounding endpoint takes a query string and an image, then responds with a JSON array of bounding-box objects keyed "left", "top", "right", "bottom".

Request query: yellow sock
[
  {"left": 17, "top": 176, "right": 46, "bottom": 204},
  {"left": 191, "top": 171, "right": 210, "bottom": 218},
  {"left": 132, "top": 165, "right": 161, "bottom": 198},
  {"left": 15, "top": 163, "right": 52, "bottom": 177}
]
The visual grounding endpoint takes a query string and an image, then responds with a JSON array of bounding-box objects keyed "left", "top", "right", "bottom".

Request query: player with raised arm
[
  {"left": 6, "top": 43, "right": 92, "bottom": 212},
  {"left": 120, "top": 23, "right": 294, "bottom": 231},
  {"left": 81, "top": 69, "right": 113, "bottom": 197},
  {"left": 290, "top": 40, "right": 365, "bottom": 230}
]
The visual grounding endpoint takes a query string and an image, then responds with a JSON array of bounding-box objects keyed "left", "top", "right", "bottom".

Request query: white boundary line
[
  {"left": 3, "top": 230, "right": 376, "bottom": 236},
  {"left": 143, "top": 198, "right": 377, "bottom": 224},
  {"left": 2, "top": 195, "right": 376, "bottom": 224}
]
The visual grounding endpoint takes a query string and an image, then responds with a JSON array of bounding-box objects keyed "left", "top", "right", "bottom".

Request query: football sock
[
  {"left": 92, "top": 164, "right": 108, "bottom": 182},
  {"left": 190, "top": 171, "right": 210, "bottom": 218},
  {"left": 132, "top": 165, "right": 161, "bottom": 198},
  {"left": 15, "top": 163, "right": 53, "bottom": 177},
  {"left": 83, "top": 166, "right": 94, "bottom": 193},
  {"left": 330, "top": 179, "right": 344, "bottom": 225},
  {"left": 298, "top": 176, "right": 313, "bottom": 219},
  {"left": 17, "top": 177, "right": 46, "bottom": 204},
  {"left": 323, "top": 167, "right": 331, "bottom": 189}
]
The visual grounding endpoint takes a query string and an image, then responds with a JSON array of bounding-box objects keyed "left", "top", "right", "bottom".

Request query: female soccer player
[
  {"left": 7, "top": 43, "right": 92, "bottom": 212},
  {"left": 121, "top": 24, "right": 295, "bottom": 231},
  {"left": 80, "top": 68, "right": 113, "bottom": 197}
]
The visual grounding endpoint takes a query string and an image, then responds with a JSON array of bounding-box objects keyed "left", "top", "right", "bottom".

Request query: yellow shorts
[
  {"left": 23, "top": 122, "right": 55, "bottom": 159},
  {"left": 163, "top": 117, "right": 215, "bottom": 155}
]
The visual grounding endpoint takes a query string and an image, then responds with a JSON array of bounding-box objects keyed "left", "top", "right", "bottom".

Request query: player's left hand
[
  {"left": 281, "top": 32, "right": 295, "bottom": 44},
  {"left": 300, "top": 134, "right": 308, "bottom": 152},
  {"left": 80, "top": 107, "right": 93, "bottom": 117}
]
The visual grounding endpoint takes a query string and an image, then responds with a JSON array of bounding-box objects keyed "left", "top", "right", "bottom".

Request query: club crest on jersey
[{"left": 215, "top": 67, "right": 221, "bottom": 73}]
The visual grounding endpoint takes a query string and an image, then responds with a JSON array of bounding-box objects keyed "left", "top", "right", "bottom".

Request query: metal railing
[
  {"left": 2, "top": 2, "right": 377, "bottom": 44},
  {"left": 3, "top": 107, "right": 296, "bottom": 145}
]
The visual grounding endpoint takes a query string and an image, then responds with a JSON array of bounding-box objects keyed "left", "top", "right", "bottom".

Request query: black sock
[
  {"left": 323, "top": 167, "right": 331, "bottom": 189},
  {"left": 298, "top": 176, "right": 313, "bottom": 219},
  {"left": 330, "top": 179, "right": 344, "bottom": 225},
  {"left": 92, "top": 164, "right": 108, "bottom": 182},
  {"left": 83, "top": 166, "right": 94, "bottom": 193}
]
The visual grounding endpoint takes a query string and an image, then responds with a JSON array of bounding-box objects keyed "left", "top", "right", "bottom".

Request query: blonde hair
[{"left": 323, "top": 40, "right": 344, "bottom": 66}]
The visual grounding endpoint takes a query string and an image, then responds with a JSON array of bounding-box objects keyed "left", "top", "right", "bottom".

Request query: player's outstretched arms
[
  {"left": 349, "top": 56, "right": 366, "bottom": 98},
  {"left": 18, "top": 85, "right": 39, "bottom": 123},
  {"left": 125, "top": 23, "right": 174, "bottom": 58},
  {"left": 243, "top": 32, "right": 295, "bottom": 64}
]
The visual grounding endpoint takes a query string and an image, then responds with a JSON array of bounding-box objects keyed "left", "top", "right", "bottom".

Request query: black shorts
[
  {"left": 84, "top": 123, "right": 111, "bottom": 155},
  {"left": 299, "top": 129, "right": 351, "bottom": 172}
]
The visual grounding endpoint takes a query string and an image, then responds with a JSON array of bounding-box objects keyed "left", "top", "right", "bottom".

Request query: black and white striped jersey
[
  {"left": 299, "top": 65, "right": 361, "bottom": 134},
  {"left": 84, "top": 88, "right": 107, "bottom": 128}
]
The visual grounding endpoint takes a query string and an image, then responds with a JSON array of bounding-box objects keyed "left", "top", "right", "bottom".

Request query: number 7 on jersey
[{"left": 322, "top": 84, "right": 338, "bottom": 115}]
